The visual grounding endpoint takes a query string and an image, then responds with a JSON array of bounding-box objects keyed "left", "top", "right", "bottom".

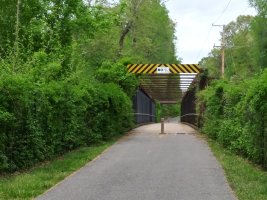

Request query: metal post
[{"left": 161, "top": 118, "right": 165, "bottom": 134}]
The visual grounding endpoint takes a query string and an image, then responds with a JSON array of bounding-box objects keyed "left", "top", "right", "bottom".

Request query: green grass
[
  {"left": 208, "top": 139, "right": 267, "bottom": 200},
  {"left": 0, "top": 139, "right": 117, "bottom": 200}
]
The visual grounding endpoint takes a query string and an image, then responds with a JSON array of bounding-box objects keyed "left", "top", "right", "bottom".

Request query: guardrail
[
  {"left": 180, "top": 113, "right": 199, "bottom": 126},
  {"left": 133, "top": 113, "right": 156, "bottom": 124}
]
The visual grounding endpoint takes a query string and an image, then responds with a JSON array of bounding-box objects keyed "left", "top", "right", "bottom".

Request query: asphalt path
[{"left": 36, "top": 120, "right": 236, "bottom": 200}]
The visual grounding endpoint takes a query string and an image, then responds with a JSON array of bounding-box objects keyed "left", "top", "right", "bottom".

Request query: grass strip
[
  {"left": 208, "top": 139, "right": 267, "bottom": 200},
  {"left": 0, "top": 139, "right": 117, "bottom": 200}
]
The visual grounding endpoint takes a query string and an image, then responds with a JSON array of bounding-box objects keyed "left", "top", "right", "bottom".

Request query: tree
[
  {"left": 200, "top": 15, "right": 262, "bottom": 80},
  {"left": 72, "top": 0, "right": 179, "bottom": 72},
  {"left": 249, "top": 0, "right": 267, "bottom": 69},
  {"left": 249, "top": 0, "right": 267, "bottom": 15},
  {"left": 199, "top": 48, "right": 221, "bottom": 78},
  {"left": 118, "top": 0, "right": 178, "bottom": 63},
  {"left": 223, "top": 15, "right": 258, "bottom": 79}
]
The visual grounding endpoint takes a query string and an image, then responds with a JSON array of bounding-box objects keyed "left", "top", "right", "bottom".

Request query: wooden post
[
  {"left": 212, "top": 24, "right": 225, "bottom": 77},
  {"left": 221, "top": 25, "right": 225, "bottom": 77}
]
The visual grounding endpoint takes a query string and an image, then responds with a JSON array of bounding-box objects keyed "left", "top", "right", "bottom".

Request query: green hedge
[
  {"left": 0, "top": 73, "right": 133, "bottom": 172},
  {"left": 198, "top": 69, "right": 267, "bottom": 168}
]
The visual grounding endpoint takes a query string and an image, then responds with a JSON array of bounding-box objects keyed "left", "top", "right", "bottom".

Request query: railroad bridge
[{"left": 127, "top": 64, "right": 203, "bottom": 125}]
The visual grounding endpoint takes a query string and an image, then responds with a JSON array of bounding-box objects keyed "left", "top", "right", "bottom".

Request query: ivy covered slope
[
  {"left": 197, "top": 0, "right": 267, "bottom": 169},
  {"left": 0, "top": 0, "right": 178, "bottom": 172}
]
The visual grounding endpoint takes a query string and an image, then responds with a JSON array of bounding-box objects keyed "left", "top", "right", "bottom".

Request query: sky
[{"left": 164, "top": 0, "right": 257, "bottom": 64}]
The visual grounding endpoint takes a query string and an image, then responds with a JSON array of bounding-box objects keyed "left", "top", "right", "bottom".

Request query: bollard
[{"left": 161, "top": 118, "right": 165, "bottom": 134}]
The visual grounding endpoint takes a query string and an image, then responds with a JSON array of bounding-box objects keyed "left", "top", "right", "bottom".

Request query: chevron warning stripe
[{"left": 127, "top": 64, "right": 201, "bottom": 74}]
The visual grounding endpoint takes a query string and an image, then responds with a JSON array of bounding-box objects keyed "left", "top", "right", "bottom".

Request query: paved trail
[{"left": 37, "top": 120, "right": 236, "bottom": 200}]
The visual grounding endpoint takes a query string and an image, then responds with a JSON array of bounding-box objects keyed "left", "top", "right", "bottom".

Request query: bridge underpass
[
  {"left": 128, "top": 64, "right": 201, "bottom": 124},
  {"left": 37, "top": 64, "right": 236, "bottom": 200}
]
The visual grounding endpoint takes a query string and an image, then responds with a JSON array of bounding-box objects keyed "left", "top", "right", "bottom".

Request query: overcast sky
[{"left": 165, "top": 0, "right": 257, "bottom": 64}]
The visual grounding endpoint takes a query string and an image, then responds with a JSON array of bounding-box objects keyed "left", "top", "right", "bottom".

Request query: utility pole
[{"left": 212, "top": 24, "right": 225, "bottom": 77}]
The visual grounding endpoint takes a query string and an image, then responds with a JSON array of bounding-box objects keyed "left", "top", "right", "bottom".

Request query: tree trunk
[
  {"left": 118, "top": 0, "right": 144, "bottom": 56},
  {"left": 13, "top": 0, "right": 21, "bottom": 73}
]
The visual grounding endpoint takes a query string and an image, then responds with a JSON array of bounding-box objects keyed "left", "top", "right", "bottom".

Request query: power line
[
  {"left": 194, "top": 0, "right": 254, "bottom": 64},
  {"left": 220, "top": 6, "right": 254, "bottom": 22},
  {"left": 195, "top": 0, "right": 232, "bottom": 63},
  {"left": 238, "top": 6, "right": 249, "bottom": 16},
  {"left": 194, "top": 25, "right": 213, "bottom": 63},
  {"left": 213, "top": 0, "right": 232, "bottom": 24}
]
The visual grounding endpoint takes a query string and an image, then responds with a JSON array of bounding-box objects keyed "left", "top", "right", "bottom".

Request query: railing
[
  {"left": 133, "top": 89, "right": 156, "bottom": 124},
  {"left": 133, "top": 113, "right": 156, "bottom": 124},
  {"left": 180, "top": 113, "right": 199, "bottom": 126},
  {"left": 180, "top": 87, "right": 198, "bottom": 126}
]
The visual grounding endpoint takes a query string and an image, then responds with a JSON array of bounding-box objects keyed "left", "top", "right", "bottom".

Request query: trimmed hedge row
[
  {"left": 0, "top": 74, "right": 133, "bottom": 172},
  {"left": 198, "top": 69, "right": 267, "bottom": 168}
]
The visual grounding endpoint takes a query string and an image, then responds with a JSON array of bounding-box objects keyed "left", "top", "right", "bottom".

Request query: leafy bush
[
  {"left": 156, "top": 103, "right": 180, "bottom": 120},
  {"left": 198, "top": 69, "right": 267, "bottom": 168},
  {"left": 0, "top": 55, "right": 134, "bottom": 172},
  {"left": 95, "top": 60, "right": 139, "bottom": 97}
]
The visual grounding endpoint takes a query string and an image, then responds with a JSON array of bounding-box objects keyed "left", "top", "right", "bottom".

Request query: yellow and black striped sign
[{"left": 127, "top": 64, "right": 201, "bottom": 74}]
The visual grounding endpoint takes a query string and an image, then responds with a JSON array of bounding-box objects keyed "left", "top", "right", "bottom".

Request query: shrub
[
  {"left": 197, "top": 69, "right": 267, "bottom": 168},
  {"left": 0, "top": 58, "right": 134, "bottom": 172}
]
